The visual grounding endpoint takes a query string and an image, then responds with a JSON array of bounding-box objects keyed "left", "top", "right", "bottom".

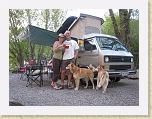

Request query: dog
[
  {"left": 89, "top": 64, "right": 96, "bottom": 72},
  {"left": 95, "top": 65, "right": 109, "bottom": 93},
  {"left": 66, "top": 62, "right": 95, "bottom": 90}
]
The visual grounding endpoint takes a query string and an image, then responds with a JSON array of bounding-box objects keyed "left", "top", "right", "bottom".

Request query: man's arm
[{"left": 74, "top": 49, "right": 78, "bottom": 59}]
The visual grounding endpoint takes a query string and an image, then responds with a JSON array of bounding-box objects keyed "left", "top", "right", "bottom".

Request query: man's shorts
[{"left": 61, "top": 58, "right": 75, "bottom": 70}]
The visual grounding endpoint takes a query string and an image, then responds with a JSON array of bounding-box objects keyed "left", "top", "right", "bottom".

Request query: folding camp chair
[
  {"left": 26, "top": 65, "right": 43, "bottom": 87},
  {"left": 25, "top": 63, "right": 43, "bottom": 87}
]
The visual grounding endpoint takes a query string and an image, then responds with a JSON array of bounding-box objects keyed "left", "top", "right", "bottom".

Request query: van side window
[{"left": 84, "top": 39, "right": 97, "bottom": 51}]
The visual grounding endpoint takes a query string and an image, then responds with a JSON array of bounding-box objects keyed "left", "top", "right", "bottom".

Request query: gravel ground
[{"left": 9, "top": 71, "right": 139, "bottom": 106}]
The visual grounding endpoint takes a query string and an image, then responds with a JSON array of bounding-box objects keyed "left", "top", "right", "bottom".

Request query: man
[{"left": 59, "top": 30, "right": 79, "bottom": 89}]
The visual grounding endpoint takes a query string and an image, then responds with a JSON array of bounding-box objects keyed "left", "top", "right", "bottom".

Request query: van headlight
[
  {"left": 131, "top": 58, "right": 134, "bottom": 62},
  {"left": 105, "top": 56, "right": 109, "bottom": 62}
]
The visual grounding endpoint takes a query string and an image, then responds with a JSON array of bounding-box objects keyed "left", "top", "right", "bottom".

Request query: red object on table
[
  {"left": 29, "top": 60, "right": 34, "bottom": 65},
  {"left": 20, "top": 66, "right": 26, "bottom": 72}
]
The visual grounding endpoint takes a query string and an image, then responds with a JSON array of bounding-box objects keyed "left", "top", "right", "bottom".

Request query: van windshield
[{"left": 96, "top": 36, "right": 128, "bottom": 52}]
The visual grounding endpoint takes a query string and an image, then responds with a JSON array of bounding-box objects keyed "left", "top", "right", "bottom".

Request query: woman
[{"left": 51, "top": 33, "right": 65, "bottom": 89}]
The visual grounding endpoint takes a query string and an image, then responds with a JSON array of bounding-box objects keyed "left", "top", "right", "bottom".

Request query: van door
[{"left": 77, "top": 38, "right": 99, "bottom": 67}]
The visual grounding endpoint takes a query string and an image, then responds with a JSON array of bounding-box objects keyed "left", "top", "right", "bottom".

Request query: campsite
[{"left": 9, "top": 9, "right": 139, "bottom": 107}]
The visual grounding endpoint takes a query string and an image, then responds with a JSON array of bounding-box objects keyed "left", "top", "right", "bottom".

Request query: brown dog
[
  {"left": 96, "top": 66, "right": 109, "bottom": 93},
  {"left": 66, "top": 62, "right": 95, "bottom": 90}
]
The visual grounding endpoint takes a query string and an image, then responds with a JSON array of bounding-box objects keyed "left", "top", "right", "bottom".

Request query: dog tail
[{"left": 99, "top": 73, "right": 106, "bottom": 86}]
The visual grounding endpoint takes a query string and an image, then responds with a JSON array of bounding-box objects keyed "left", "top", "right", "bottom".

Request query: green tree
[
  {"left": 108, "top": 9, "right": 138, "bottom": 51},
  {"left": 50, "top": 9, "right": 68, "bottom": 31},
  {"left": 9, "top": 9, "right": 27, "bottom": 69},
  {"left": 9, "top": 9, "right": 67, "bottom": 70}
]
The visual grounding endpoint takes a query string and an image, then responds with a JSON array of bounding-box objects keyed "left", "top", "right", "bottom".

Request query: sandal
[
  {"left": 67, "top": 85, "right": 73, "bottom": 89},
  {"left": 51, "top": 82, "right": 54, "bottom": 87},
  {"left": 53, "top": 86, "right": 61, "bottom": 90},
  {"left": 59, "top": 85, "right": 64, "bottom": 89}
]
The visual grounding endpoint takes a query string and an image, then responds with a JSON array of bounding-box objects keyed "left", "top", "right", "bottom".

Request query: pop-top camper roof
[
  {"left": 68, "top": 13, "right": 104, "bottom": 30},
  {"left": 67, "top": 13, "right": 104, "bottom": 38}
]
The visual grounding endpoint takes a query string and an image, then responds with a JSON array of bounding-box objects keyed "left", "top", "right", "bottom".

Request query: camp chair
[{"left": 25, "top": 63, "right": 43, "bottom": 87}]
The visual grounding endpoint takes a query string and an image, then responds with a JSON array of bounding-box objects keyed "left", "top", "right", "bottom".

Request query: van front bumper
[{"left": 108, "top": 69, "right": 137, "bottom": 77}]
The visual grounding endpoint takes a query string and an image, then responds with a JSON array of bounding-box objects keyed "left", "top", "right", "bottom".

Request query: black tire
[{"left": 110, "top": 77, "right": 121, "bottom": 82}]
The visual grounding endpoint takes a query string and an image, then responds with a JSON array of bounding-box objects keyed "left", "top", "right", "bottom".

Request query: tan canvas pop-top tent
[{"left": 67, "top": 13, "right": 104, "bottom": 39}]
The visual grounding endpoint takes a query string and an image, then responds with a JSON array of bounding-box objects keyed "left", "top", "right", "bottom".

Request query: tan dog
[
  {"left": 66, "top": 62, "right": 95, "bottom": 90},
  {"left": 96, "top": 66, "right": 109, "bottom": 93}
]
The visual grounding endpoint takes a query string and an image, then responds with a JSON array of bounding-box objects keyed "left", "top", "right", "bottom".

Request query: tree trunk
[
  {"left": 109, "top": 9, "right": 122, "bottom": 42},
  {"left": 26, "top": 9, "right": 36, "bottom": 62},
  {"left": 119, "top": 9, "right": 132, "bottom": 51},
  {"left": 37, "top": 46, "right": 45, "bottom": 64}
]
